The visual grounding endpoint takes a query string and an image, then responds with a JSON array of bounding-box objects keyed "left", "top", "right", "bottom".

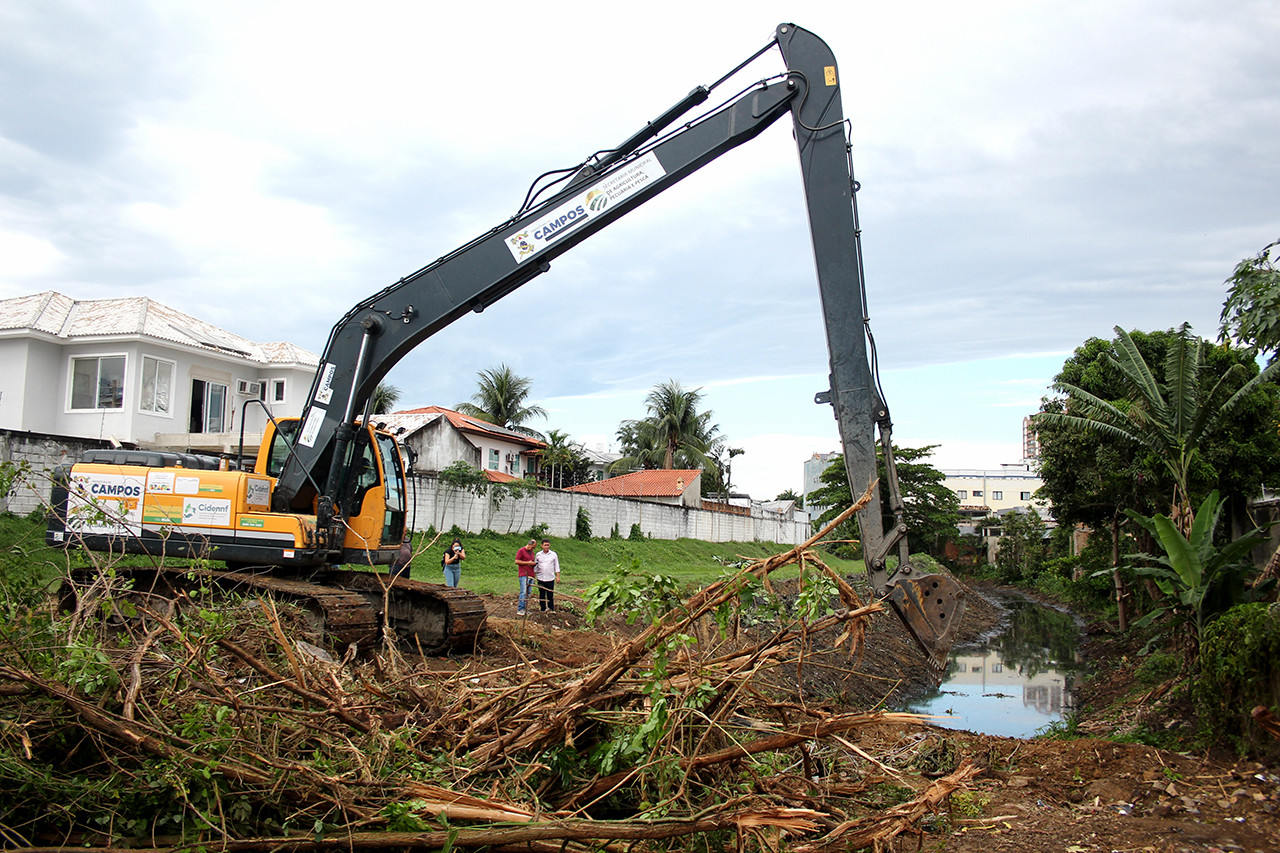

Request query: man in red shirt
[{"left": 515, "top": 538, "right": 537, "bottom": 615}]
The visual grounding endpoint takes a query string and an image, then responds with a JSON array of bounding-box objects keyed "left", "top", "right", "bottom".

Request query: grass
[
  {"left": 1, "top": 512, "right": 865, "bottom": 603},
  {"left": 403, "top": 530, "right": 865, "bottom": 599}
]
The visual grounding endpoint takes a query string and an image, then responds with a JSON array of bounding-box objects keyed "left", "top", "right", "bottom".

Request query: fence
[
  {"left": 1, "top": 430, "right": 811, "bottom": 546},
  {"left": 405, "top": 473, "right": 810, "bottom": 544}
]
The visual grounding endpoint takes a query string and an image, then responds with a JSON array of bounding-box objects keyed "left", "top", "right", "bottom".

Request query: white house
[
  {"left": 0, "top": 291, "right": 318, "bottom": 454},
  {"left": 376, "top": 406, "right": 545, "bottom": 480}
]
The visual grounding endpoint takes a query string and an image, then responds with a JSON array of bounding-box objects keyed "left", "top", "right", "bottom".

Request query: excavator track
[{"left": 62, "top": 566, "right": 486, "bottom": 654}]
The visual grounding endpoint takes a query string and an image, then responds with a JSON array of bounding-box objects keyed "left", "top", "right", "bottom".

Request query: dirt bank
[{"left": 457, "top": 578, "right": 1280, "bottom": 852}]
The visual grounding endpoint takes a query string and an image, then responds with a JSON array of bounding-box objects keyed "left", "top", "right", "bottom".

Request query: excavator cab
[{"left": 256, "top": 418, "right": 407, "bottom": 565}]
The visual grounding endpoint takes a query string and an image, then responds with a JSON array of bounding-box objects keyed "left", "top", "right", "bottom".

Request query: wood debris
[{"left": 0, "top": 484, "right": 982, "bottom": 851}]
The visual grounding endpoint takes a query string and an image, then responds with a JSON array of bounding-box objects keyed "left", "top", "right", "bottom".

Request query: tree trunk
[{"left": 1111, "top": 515, "right": 1128, "bottom": 631}]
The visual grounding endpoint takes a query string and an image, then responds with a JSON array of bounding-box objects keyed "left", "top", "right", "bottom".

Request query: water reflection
[{"left": 903, "top": 595, "right": 1087, "bottom": 738}]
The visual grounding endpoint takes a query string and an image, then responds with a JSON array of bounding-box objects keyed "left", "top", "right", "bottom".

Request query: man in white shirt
[{"left": 533, "top": 539, "right": 561, "bottom": 612}]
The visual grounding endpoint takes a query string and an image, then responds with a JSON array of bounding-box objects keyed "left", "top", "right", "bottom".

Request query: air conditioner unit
[
  {"left": 506, "top": 453, "right": 517, "bottom": 462},
  {"left": 236, "top": 380, "right": 262, "bottom": 397}
]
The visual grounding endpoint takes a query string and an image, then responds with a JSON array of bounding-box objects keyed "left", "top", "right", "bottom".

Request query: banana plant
[{"left": 1122, "top": 490, "right": 1269, "bottom": 644}]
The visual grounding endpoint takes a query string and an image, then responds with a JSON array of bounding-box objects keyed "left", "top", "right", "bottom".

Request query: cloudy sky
[{"left": 3, "top": 0, "right": 1278, "bottom": 499}]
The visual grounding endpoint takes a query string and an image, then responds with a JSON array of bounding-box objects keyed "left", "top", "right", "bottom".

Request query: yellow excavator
[{"left": 47, "top": 23, "right": 964, "bottom": 664}]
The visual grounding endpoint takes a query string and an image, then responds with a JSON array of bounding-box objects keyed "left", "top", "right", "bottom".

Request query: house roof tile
[
  {"left": 384, "top": 406, "right": 546, "bottom": 450},
  {"left": 565, "top": 469, "right": 701, "bottom": 497},
  {"left": 0, "top": 290, "right": 319, "bottom": 366}
]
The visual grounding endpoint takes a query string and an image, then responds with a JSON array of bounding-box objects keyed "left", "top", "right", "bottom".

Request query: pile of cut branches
[{"left": 0, "top": 490, "right": 977, "bottom": 851}]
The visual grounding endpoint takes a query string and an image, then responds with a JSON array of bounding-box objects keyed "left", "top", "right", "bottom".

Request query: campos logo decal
[{"left": 505, "top": 153, "right": 665, "bottom": 264}]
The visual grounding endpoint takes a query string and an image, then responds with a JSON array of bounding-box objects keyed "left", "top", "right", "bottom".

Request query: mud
[{"left": 439, "top": 579, "right": 1280, "bottom": 852}]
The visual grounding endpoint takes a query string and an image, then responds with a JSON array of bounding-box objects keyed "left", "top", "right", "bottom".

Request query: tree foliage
[
  {"left": 1035, "top": 325, "right": 1280, "bottom": 532},
  {"left": 612, "top": 381, "right": 723, "bottom": 489},
  {"left": 993, "top": 509, "right": 1047, "bottom": 584},
  {"left": 808, "top": 445, "right": 960, "bottom": 559},
  {"left": 370, "top": 382, "right": 401, "bottom": 415},
  {"left": 1123, "top": 491, "right": 1270, "bottom": 645},
  {"left": 456, "top": 364, "right": 547, "bottom": 437},
  {"left": 1220, "top": 239, "right": 1280, "bottom": 355},
  {"left": 541, "top": 429, "right": 592, "bottom": 489}
]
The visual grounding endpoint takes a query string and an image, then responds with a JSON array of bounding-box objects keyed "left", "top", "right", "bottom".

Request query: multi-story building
[
  {"left": 941, "top": 462, "right": 1047, "bottom": 519},
  {"left": 802, "top": 450, "right": 839, "bottom": 517}
]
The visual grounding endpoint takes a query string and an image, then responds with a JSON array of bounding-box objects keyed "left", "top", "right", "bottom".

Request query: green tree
[
  {"left": 1220, "top": 239, "right": 1280, "bottom": 355},
  {"left": 1037, "top": 324, "right": 1280, "bottom": 532},
  {"left": 775, "top": 489, "right": 804, "bottom": 509},
  {"left": 808, "top": 445, "right": 960, "bottom": 559},
  {"left": 541, "top": 429, "right": 591, "bottom": 489},
  {"left": 994, "top": 509, "right": 1047, "bottom": 583},
  {"left": 1124, "top": 491, "right": 1268, "bottom": 645},
  {"left": 611, "top": 381, "right": 723, "bottom": 484},
  {"left": 456, "top": 364, "right": 547, "bottom": 437},
  {"left": 370, "top": 381, "right": 401, "bottom": 415}
]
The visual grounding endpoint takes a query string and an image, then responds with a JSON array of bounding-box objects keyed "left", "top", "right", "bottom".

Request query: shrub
[
  {"left": 610, "top": 523, "right": 621, "bottom": 540},
  {"left": 628, "top": 523, "right": 645, "bottom": 542},
  {"left": 527, "top": 522, "right": 550, "bottom": 542},
  {"left": 1196, "top": 602, "right": 1280, "bottom": 757},
  {"left": 574, "top": 506, "right": 592, "bottom": 541}
]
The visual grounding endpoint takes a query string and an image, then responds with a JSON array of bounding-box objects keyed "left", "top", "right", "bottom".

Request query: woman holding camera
[{"left": 442, "top": 537, "right": 466, "bottom": 587}]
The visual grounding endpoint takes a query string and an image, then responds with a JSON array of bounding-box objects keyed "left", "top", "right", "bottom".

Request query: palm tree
[
  {"left": 1037, "top": 324, "right": 1280, "bottom": 532},
  {"left": 611, "top": 380, "right": 723, "bottom": 477},
  {"left": 541, "top": 429, "right": 582, "bottom": 489},
  {"left": 455, "top": 364, "right": 547, "bottom": 437},
  {"left": 370, "top": 382, "right": 401, "bottom": 415}
]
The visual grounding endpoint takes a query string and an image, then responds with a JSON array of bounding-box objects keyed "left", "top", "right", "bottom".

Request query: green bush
[
  {"left": 574, "top": 506, "right": 592, "bottom": 541},
  {"left": 628, "top": 523, "right": 645, "bottom": 542},
  {"left": 1196, "top": 602, "right": 1280, "bottom": 757}
]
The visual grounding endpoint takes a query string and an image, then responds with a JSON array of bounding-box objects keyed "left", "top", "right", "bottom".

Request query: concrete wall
[
  {"left": 0, "top": 428, "right": 113, "bottom": 516},
  {"left": 403, "top": 472, "right": 811, "bottom": 544},
  {"left": 1, "top": 431, "right": 811, "bottom": 546}
]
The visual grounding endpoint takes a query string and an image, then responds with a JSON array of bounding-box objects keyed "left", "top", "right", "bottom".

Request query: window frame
[
  {"left": 270, "top": 378, "right": 287, "bottom": 404},
  {"left": 67, "top": 353, "right": 128, "bottom": 412},
  {"left": 993, "top": 490, "right": 1003, "bottom": 500},
  {"left": 138, "top": 355, "right": 176, "bottom": 417},
  {"left": 190, "top": 378, "right": 229, "bottom": 434}
]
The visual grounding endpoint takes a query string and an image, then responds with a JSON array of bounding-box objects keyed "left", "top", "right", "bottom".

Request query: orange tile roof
[
  {"left": 565, "top": 469, "right": 701, "bottom": 497},
  {"left": 483, "top": 469, "right": 520, "bottom": 483}
]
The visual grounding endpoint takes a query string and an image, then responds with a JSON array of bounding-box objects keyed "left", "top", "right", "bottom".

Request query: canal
[{"left": 901, "top": 593, "right": 1088, "bottom": 738}]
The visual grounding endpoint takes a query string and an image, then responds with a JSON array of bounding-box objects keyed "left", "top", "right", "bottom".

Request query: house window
[
  {"left": 972, "top": 490, "right": 983, "bottom": 498},
  {"left": 139, "top": 356, "right": 174, "bottom": 415},
  {"left": 70, "top": 355, "right": 125, "bottom": 410},
  {"left": 1020, "top": 491, "right": 1031, "bottom": 501},
  {"left": 957, "top": 489, "right": 967, "bottom": 500},
  {"left": 488, "top": 448, "right": 499, "bottom": 470},
  {"left": 270, "top": 379, "right": 286, "bottom": 404},
  {"left": 993, "top": 490, "right": 1003, "bottom": 500},
  {"left": 190, "top": 379, "right": 227, "bottom": 433}
]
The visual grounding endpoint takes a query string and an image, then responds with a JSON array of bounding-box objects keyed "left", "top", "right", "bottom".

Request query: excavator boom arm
[{"left": 274, "top": 23, "right": 964, "bottom": 667}]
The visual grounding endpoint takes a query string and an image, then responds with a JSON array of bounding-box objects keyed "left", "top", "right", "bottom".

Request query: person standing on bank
[
  {"left": 533, "top": 539, "right": 560, "bottom": 612},
  {"left": 442, "top": 537, "right": 465, "bottom": 587},
  {"left": 515, "top": 538, "right": 537, "bottom": 615}
]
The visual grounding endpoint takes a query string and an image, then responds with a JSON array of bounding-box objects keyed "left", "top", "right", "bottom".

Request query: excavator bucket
[{"left": 885, "top": 573, "right": 967, "bottom": 674}]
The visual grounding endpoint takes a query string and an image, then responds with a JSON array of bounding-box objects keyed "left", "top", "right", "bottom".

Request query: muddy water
[{"left": 902, "top": 594, "right": 1087, "bottom": 738}]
